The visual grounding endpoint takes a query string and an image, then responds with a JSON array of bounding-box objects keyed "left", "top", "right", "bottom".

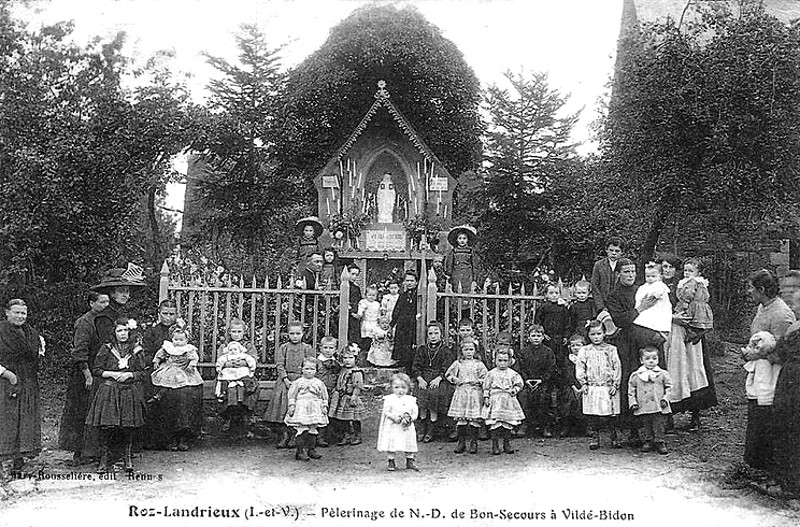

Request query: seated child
[
  {"left": 215, "top": 341, "right": 257, "bottom": 403},
  {"left": 515, "top": 325, "right": 557, "bottom": 438},
  {"left": 150, "top": 323, "right": 204, "bottom": 404},
  {"left": 628, "top": 346, "right": 673, "bottom": 454},
  {"left": 633, "top": 262, "right": 672, "bottom": 341},
  {"left": 367, "top": 316, "right": 395, "bottom": 367},
  {"left": 285, "top": 358, "right": 329, "bottom": 461}
]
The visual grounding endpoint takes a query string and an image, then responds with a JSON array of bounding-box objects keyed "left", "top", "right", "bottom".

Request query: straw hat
[
  {"left": 295, "top": 216, "right": 324, "bottom": 238},
  {"left": 91, "top": 263, "right": 146, "bottom": 291},
  {"left": 447, "top": 224, "right": 477, "bottom": 247}
]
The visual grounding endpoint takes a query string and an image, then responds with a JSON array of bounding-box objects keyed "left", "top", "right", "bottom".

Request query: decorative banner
[
  {"left": 322, "top": 175, "right": 339, "bottom": 188},
  {"left": 365, "top": 229, "right": 407, "bottom": 252},
  {"left": 429, "top": 176, "right": 448, "bottom": 191}
]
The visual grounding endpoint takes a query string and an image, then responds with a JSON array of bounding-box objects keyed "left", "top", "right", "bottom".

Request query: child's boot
[
  {"left": 655, "top": 441, "right": 668, "bottom": 455},
  {"left": 611, "top": 427, "right": 623, "bottom": 449},
  {"left": 350, "top": 421, "right": 362, "bottom": 445},
  {"left": 478, "top": 425, "right": 489, "bottom": 441},
  {"left": 491, "top": 428, "right": 501, "bottom": 455},
  {"left": 317, "top": 427, "right": 329, "bottom": 448},
  {"left": 688, "top": 411, "right": 701, "bottom": 432},
  {"left": 338, "top": 422, "right": 353, "bottom": 446},
  {"left": 468, "top": 426, "right": 479, "bottom": 454},
  {"left": 502, "top": 428, "right": 515, "bottom": 454},
  {"left": 447, "top": 419, "right": 459, "bottom": 442},
  {"left": 423, "top": 420, "right": 435, "bottom": 443},
  {"left": 294, "top": 432, "right": 309, "bottom": 461},
  {"left": 124, "top": 433, "right": 134, "bottom": 474},
  {"left": 276, "top": 425, "right": 290, "bottom": 449},
  {"left": 405, "top": 457, "right": 420, "bottom": 471},
  {"left": 640, "top": 441, "right": 653, "bottom": 453},
  {"left": 96, "top": 430, "right": 110, "bottom": 473},
  {"left": 454, "top": 426, "right": 467, "bottom": 454},
  {"left": 307, "top": 434, "right": 322, "bottom": 459},
  {"left": 287, "top": 430, "right": 297, "bottom": 448},
  {"left": 387, "top": 459, "right": 396, "bottom": 472},
  {"left": 589, "top": 429, "right": 600, "bottom": 451},
  {"left": 416, "top": 419, "right": 427, "bottom": 442}
]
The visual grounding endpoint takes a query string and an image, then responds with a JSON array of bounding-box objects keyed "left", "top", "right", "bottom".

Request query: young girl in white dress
[
  {"left": 482, "top": 349, "right": 525, "bottom": 455},
  {"left": 446, "top": 338, "right": 488, "bottom": 454},
  {"left": 377, "top": 373, "right": 419, "bottom": 472},
  {"left": 356, "top": 285, "right": 381, "bottom": 364},
  {"left": 285, "top": 358, "right": 329, "bottom": 461},
  {"left": 576, "top": 320, "right": 622, "bottom": 450}
]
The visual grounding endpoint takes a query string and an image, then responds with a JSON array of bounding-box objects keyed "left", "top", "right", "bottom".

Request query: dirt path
[{"left": 2, "top": 352, "right": 799, "bottom": 527}]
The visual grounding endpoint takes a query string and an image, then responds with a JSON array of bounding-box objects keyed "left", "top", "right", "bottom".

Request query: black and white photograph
[{"left": 1, "top": 0, "right": 800, "bottom": 526}]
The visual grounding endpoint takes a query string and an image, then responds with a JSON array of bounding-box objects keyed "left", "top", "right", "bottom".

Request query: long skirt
[
  {"left": 416, "top": 381, "right": 454, "bottom": 416},
  {"left": 773, "top": 361, "right": 800, "bottom": 491},
  {"left": 0, "top": 375, "right": 41, "bottom": 459},
  {"left": 159, "top": 385, "right": 203, "bottom": 439},
  {"left": 744, "top": 401, "right": 774, "bottom": 471},
  {"left": 668, "top": 328, "right": 717, "bottom": 413},
  {"left": 58, "top": 364, "right": 93, "bottom": 453}
]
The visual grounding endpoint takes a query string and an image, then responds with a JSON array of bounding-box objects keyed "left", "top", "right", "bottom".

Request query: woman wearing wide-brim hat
[
  {"left": 296, "top": 216, "right": 324, "bottom": 264},
  {"left": 444, "top": 225, "right": 484, "bottom": 295},
  {"left": 91, "top": 264, "right": 147, "bottom": 346},
  {"left": 80, "top": 264, "right": 146, "bottom": 459}
]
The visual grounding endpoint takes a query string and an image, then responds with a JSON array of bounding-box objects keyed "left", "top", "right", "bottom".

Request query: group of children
[{"left": 84, "top": 253, "right": 719, "bottom": 473}]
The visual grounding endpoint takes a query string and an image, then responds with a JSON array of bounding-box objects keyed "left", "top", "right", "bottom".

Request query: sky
[{"left": 13, "top": 0, "right": 625, "bottom": 218}]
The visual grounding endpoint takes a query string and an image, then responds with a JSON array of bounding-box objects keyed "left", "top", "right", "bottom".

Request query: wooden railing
[
  {"left": 158, "top": 263, "right": 354, "bottom": 378},
  {"left": 424, "top": 269, "right": 576, "bottom": 351}
]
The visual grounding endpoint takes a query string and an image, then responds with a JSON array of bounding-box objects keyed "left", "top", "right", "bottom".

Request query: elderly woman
[
  {"left": 660, "top": 254, "right": 717, "bottom": 431},
  {"left": 744, "top": 269, "right": 796, "bottom": 472},
  {"left": 0, "top": 299, "right": 44, "bottom": 472}
]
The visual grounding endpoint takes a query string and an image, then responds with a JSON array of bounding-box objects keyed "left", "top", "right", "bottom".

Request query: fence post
[
  {"left": 426, "top": 267, "right": 438, "bottom": 327},
  {"left": 338, "top": 268, "right": 350, "bottom": 347},
  {"left": 158, "top": 260, "right": 170, "bottom": 304},
  {"left": 417, "top": 258, "right": 428, "bottom": 346}
]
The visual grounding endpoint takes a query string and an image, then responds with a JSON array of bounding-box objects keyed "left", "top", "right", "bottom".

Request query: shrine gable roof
[{"left": 333, "top": 80, "right": 449, "bottom": 173}]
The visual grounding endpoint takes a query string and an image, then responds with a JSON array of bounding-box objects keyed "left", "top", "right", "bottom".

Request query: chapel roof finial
[{"left": 375, "top": 79, "right": 390, "bottom": 100}]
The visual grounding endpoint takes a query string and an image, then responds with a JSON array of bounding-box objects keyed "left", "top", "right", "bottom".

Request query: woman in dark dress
[
  {"left": 391, "top": 270, "right": 419, "bottom": 376},
  {"left": 58, "top": 291, "right": 110, "bottom": 465},
  {"left": 769, "top": 270, "right": 800, "bottom": 497},
  {"left": 0, "top": 299, "right": 44, "bottom": 472},
  {"left": 141, "top": 299, "right": 179, "bottom": 450}
]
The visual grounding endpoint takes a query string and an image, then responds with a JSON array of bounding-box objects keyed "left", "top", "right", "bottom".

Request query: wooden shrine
[{"left": 313, "top": 80, "right": 457, "bottom": 280}]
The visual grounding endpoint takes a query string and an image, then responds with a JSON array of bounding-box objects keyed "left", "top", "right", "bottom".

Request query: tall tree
[
  {"left": 188, "top": 25, "right": 303, "bottom": 267},
  {"left": 0, "top": 6, "right": 192, "bottom": 283},
  {"left": 468, "top": 71, "right": 579, "bottom": 274},
  {"left": 601, "top": 2, "right": 800, "bottom": 264},
  {"left": 279, "top": 4, "right": 483, "bottom": 180}
]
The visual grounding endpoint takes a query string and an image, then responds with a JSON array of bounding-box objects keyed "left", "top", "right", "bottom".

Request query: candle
[
  {"left": 444, "top": 204, "right": 448, "bottom": 218},
  {"left": 339, "top": 159, "right": 344, "bottom": 179},
  {"left": 405, "top": 201, "right": 409, "bottom": 219},
  {"left": 326, "top": 197, "right": 331, "bottom": 215}
]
